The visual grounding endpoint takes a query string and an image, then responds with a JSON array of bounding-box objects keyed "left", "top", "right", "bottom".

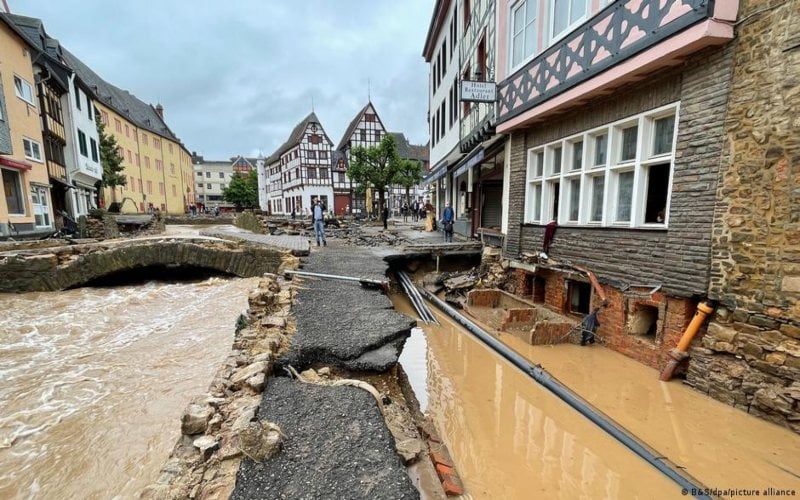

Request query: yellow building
[
  {"left": 61, "top": 50, "right": 194, "bottom": 214},
  {"left": 0, "top": 18, "right": 54, "bottom": 237}
]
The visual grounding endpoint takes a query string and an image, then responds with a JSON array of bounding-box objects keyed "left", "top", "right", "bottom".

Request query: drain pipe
[
  {"left": 416, "top": 285, "right": 712, "bottom": 499},
  {"left": 659, "top": 302, "right": 715, "bottom": 381}
]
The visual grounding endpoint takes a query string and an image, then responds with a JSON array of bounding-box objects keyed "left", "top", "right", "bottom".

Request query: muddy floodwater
[
  {"left": 394, "top": 293, "right": 800, "bottom": 499},
  {"left": 0, "top": 277, "right": 258, "bottom": 500}
]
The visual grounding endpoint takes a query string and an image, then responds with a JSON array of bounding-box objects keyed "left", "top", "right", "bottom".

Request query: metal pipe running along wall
[{"left": 415, "top": 285, "right": 712, "bottom": 499}]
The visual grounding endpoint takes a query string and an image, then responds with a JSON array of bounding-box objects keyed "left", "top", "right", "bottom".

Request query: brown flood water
[
  {"left": 394, "top": 295, "right": 680, "bottom": 500},
  {"left": 395, "top": 293, "right": 800, "bottom": 499},
  {"left": 0, "top": 277, "right": 258, "bottom": 500}
]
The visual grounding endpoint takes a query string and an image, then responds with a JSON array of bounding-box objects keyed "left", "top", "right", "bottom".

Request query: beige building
[
  {"left": 62, "top": 50, "right": 194, "bottom": 215},
  {"left": 0, "top": 17, "right": 54, "bottom": 237}
]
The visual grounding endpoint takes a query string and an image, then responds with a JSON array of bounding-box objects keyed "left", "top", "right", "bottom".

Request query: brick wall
[
  {"left": 506, "top": 46, "right": 735, "bottom": 298},
  {"left": 689, "top": 0, "right": 800, "bottom": 433}
]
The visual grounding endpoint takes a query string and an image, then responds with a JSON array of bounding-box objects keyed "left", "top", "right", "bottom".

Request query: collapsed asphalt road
[{"left": 232, "top": 245, "right": 420, "bottom": 499}]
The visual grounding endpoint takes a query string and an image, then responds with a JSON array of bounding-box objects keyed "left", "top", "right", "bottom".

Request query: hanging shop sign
[{"left": 461, "top": 80, "right": 497, "bottom": 103}]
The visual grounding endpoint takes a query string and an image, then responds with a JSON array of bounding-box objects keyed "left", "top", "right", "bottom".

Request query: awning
[
  {"left": 454, "top": 148, "right": 484, "bottom": 177},
  {"left": 453, "top": 134, "right": 508, "bottom": 178},
  {"left": 425, "top": 163, "right": 448, "bottom": 183},
  {"left": 0, "top": 157, "right": 33, "bottom": 171}
]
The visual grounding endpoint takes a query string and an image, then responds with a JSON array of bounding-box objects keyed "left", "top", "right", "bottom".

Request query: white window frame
[
  {"left": 549, "top": 0, "right": 590, "bottom": 45},
  {"left": 31, "top": 185, "right": 51, "bottom": 228},
  {"left": 523, "top": 102, "right": 679, "bottom": 229},
  {"left": 509, "top": 0, "right": 539, "bottom": 72},
  {"left": 22, "top": 137, "right": 43, "bottom": 162},
  {"left": 13, "top": 75, "right": 35, "bottom": 106}
]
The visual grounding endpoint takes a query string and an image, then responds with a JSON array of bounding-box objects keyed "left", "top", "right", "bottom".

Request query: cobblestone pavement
[{"left": 199, "top": 227, "right": 310, "bottom": 255}]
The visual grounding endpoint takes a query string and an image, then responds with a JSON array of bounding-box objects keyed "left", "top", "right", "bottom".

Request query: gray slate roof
[
  {"left": 266, "top": 112, "right": 330, "bottom": 164},
  {"left": 335, "top": 102, "right": 371, "bottom": 151},
  {"left": 3, "top": 14, "right": 71, "bottom": 90}
]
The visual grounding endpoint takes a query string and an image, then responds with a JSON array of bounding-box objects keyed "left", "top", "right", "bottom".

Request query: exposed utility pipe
[
  {"left": 415, "top": 285, "right": 712, "bottom": 499},
  {"left": 397, "top": 271, "right": 438, "bottom": 324},
  {"left": 284, "top": 270, "right": 387, "bottom": 288},
  {"left": 659, "top": 302, "right": 715, "bottom": 381}
]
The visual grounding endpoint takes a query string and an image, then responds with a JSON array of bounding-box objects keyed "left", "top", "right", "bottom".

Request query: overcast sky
[{"left": 11, "top": 0, "right": 433, "bottom": 159}]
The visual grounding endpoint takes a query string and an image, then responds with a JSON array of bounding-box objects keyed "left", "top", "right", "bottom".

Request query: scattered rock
[
  {"left": 193, "top": 436, "right": 220, "bottom": 456},
  {"left": 238, "top": 421, "right": 283, "bottom": 462},
  {"left": 245, "top": 373, "right": 266, "bottom": 392},
  {"left": 182, "top": 404, "right": 212, "bottom": 436},
  {"left": 231, "top": 361, "right": 269, "bottom": 389}
]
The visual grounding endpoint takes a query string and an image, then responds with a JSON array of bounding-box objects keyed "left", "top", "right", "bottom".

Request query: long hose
[{"left": 415, "top": 284, "right": 712, "bottom": 499}]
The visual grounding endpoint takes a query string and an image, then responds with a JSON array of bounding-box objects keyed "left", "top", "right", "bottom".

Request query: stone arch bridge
[{"left": 0, "top": 237, "right": 287, "bottom": 293}]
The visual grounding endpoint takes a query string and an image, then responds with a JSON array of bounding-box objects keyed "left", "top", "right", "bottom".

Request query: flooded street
[{"left": 0, "top": 277, "right": 258, "bottom": 500}]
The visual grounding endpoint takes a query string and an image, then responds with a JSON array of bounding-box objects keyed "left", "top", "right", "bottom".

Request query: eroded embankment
[{"left": 145, "top": 247, "right": 428, "bottom": 499}]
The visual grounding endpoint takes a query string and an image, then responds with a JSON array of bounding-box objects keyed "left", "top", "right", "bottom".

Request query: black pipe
[
  {"left": 416, "top": 285, "right": 712, "bottom": 500},
  {"left": 396, "top": 271, "right": 430, "bottom": 323}
]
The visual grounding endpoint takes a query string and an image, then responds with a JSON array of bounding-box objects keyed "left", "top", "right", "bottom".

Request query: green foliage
[
  {"left": 96, "top": 117, "right": 126, "bottom": 198},
  {"left": 223, "top": 170, "right": 259, "bottom": 209},
  {"left": 348, "top": 134, "right": 404, "bottom": 211},
  {"left": 392, "top": 159, "right": 423, "bottom": 204}
]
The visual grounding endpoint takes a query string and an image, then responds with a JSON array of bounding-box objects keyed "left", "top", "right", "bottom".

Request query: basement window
[
  {"left": 567, "top": 281, "right": 591, "bottom": 314},
  {"left": 629, "top": 304, "right": 659, "bottom": 337}
]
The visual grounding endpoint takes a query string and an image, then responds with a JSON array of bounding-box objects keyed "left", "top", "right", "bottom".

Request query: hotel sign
[{"left": 461, "top": 80, "right": 497, "bottom": 103}]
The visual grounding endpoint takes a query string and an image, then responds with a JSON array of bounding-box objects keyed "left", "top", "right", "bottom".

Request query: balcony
[{"left": 497, "top": 0, "right": 736, "bottom": 131}]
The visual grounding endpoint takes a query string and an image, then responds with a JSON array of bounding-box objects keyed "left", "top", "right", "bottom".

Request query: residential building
[
  {"left": 61, "top": 50, "right": 194, "bottom": 215},
  {"left": 265, "top": 112, "right": 334, "bottom": 216},
  {"left": 333, "top": 102, "right": 429, "bottom": 216},
  {"left": 423, "top": 0, "right": 507, "bottom": 244},
  {"left": 332, "top": 102, "right": 387, "bottom": 215},
  {"left": 0, "top": 15, "right": 54, "bottom": 237},
  {"left": 385, "top": 132, "right": 429, "bottom": 211},
  {"left": 192, "top": 154, "right": 253, "bottom": 211},
  {"left": 495, "top": 0, "right": 776, "bottom": 401}
]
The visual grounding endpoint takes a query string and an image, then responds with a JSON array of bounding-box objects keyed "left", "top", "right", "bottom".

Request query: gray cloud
[{"left": 12, "top": 0, "right": 433, "bottom": 158}]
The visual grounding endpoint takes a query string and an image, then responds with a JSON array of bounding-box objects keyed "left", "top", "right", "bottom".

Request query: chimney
[{"left": 155, "top": 103, "right": 164, "bottom": 119}]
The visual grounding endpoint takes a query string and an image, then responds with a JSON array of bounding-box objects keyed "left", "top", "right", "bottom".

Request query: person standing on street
[
  {"left": 313, "top": 199, "right": 327, "bottom": 247},
  {"left": 382, "top": 204, "right": 389, "bottom": 230},
  {"left": 442, "top": 202, "right": 455, "bottom": 242}
]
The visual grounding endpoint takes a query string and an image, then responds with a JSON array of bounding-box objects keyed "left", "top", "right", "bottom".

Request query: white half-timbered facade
[
  {"left": 333, "top": 102, "right": 387, "bottom": 216},
  {"left": 265, "top": 112, "right": 333, "bottom": 216}
]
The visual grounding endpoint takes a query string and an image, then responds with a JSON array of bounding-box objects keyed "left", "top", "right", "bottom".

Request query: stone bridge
[{"left": 0, "top": 236, "right": 288, "bottom": 293}]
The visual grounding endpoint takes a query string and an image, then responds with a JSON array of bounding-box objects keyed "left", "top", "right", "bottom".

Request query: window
[
  {"left": 125, "top": 124, "right": 129, "bottom": 138},
  {"left": 196, "top": 171, "right": 202, "bottom": 177},
  {"left": 206, "top": 183, "right": 212, "bottom": 189},
  {"left": 87, "top": 101, "right": 93, "bottom": 121},
  {"left": 524, "top": 105, "right": 677, "bottom": 228},
  {"left": 90, "top": 138, "right": 98, "bottom": 162},
  {"left": 142, "top": 133, "right": 148, "bottom": 145},
  {"left": 593, "top": 134, "right": 607, "bottom": 167},
  {"left": 652, "top": 115, "right": 675, "bottom": 156},
  {"left": 511, "top": 0, "right": 538, "bottom": 68},
  {"left": 337, "top": 172, "right": 346, "bottom": 183},
  {"left": 551, "top": 0, "right": 587, "bottom": 41},
  {"left": 360, "top": 129, "right": 366, "bottom": 141},
  {"left": 568, "top": 281, "right": 591, "bottom": 314},
  {"left": 307, "top": 167, "right": 317, "bottom": 178},
  {"left": 319, "top": 150, "right": 328, "bottom": 160},
  {"left": 31, "top": 186, "right": 50, "bottom": 227},
  {"left": 568, "top": 177, "right": 580, "bottom": 222},
  {"left": 2, "top": 169, "right": 25, "bottom": 214},
  {"left": 308, "top": 150, "right": 317, "bottom": 159},
  {"left": 145, "top": 156, "right": 150, "bottom": 169},
  {"left": 115, "top": 119, "right": 122, "bottom": 133},
  {"left": 127, "top": 150, "right": 132, "bottom": 163},
  {"left": 375, "top": 130, "right": 381, "bottom": 142},
  {"left": 159, "top": 182, "right": 165, "bottom": 195},
  {"left": 78, "top": 130, "right": 88, "bottom": 157},
  {"left": 101, "top": 110, "right": 109, "bottom": 125},
  {"left": 154, "top": 138, "right": 161, "bottom": 149},
  {"left": 155, "top": 159, "right": 162, "bottom": 171},
  {"left": 23, "top": 138, "right": 43, "bottom": 162},
  {"left": 620, "top": 125, "right": 638, "bottom": 162},
  {"left": 169, "top": 143, "right": 173, "bottom": 154},
  {"left": 147, "top": 181, "right": 153, "bottom": 194},
  {"left": 571, "top": 141, "right": 583, "bottom": 170},
  {"left": 216, "top": 172, "right": 223, "bottom": 179},
  {"left": 589, "top": 175, "right": 604, "bottom": 222},
  {"left": 13, "top": 76, "right": 34, "bottom": 105},
  {"left": 319, "top": 168, "right": 328, "bottom": 179},
  {"left": 615, "top": 170, "right": 634, "bottom": 222},
  {"left": 74, "top": 81, "right": 81, "bottom": 109},
  {"left": 117, "top": 146, "right": 124, "bottom": 158}
]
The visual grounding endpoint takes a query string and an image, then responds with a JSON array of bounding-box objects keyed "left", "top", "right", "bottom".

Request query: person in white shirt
[{"left": 312, "top": 199, "right": 327, "bottom": 247}]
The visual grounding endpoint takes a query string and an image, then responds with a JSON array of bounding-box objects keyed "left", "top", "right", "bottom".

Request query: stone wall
[
  {"left": 688, "top": 0, "right": 800, "bottom": 432},
  {"left": 0, "top": 238, "right": 287, "bottom": 292},
  {"left": 505, "top": 45, "right": 735, "bottom": 298}
]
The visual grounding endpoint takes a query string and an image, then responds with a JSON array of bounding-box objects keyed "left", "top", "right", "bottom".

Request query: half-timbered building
[
  {"left": 333, "top": 102, "right": 387, "bottom": 216},
  {"left": 265, "top": 112, "right": 333, "bottom": 216}
]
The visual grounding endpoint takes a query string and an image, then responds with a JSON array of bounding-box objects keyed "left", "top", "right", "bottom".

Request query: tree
[
  {"left": 348, "top": 134, "right": 403, "bottom": 215},
  {"left": 96, "top": 117, "right": 126, "bottom": 208},
  {"left": 393, "top": 158, "right": 423, "bottom": 207},
  {"left": 223, "top": 170, "right": 259, "bottom": 209}
]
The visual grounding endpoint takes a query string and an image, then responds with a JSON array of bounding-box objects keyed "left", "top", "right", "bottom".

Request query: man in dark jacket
[
  {"left": 442, "top": 202, "right": 455, "bottom": 242},
  {"left": 580, "top": 308, "right": 601, "bottom": 345}
]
